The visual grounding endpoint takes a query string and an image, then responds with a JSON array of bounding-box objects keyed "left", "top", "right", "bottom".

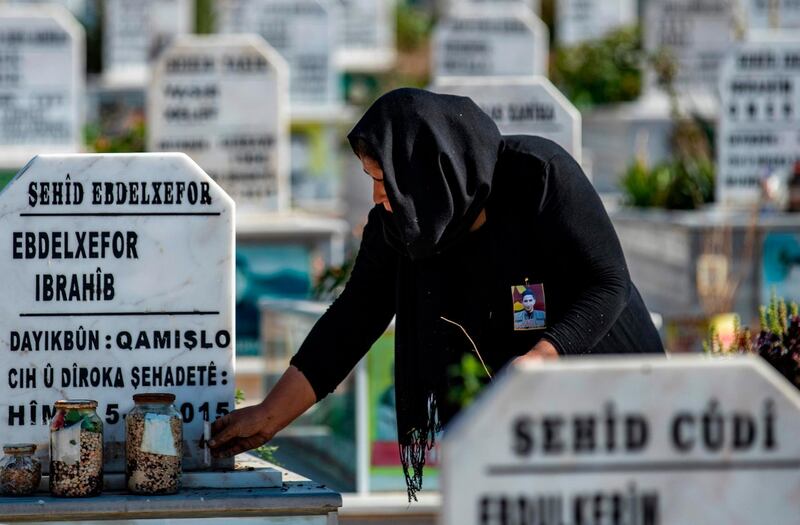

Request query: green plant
[
  {"left": 619, "top": 40, "right": 717, "bottom": 210},
  {"left": 447, "top": 354, "right": 492, "bottom": 409},
  {"left": 396, "top": 3, "right": 434, "bottom": 52},
  {"left": 551, "top": 26, "right": 644, "bottom": 108},
  {"left": 253, "top": 444, "right": 280, "bottom": 466},
  {"left": 705, "top": 293, "right": 800, "bottom": 388},
  {"left": 196, "top": 0, "right": 215, "bottom": 34},
  {"left": 84, "top": 118, "right": 146, "bottom": 154},
  {"left": 311, "top": 256, "right": 356, "bottom": 301},
  {"left": 620, "top": 156, "right": 714, "bottom": 210}
]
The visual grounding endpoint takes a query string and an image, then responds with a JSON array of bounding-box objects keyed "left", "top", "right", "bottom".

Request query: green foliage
[
  {"left": 447, "top": 354, "right": 491, "bottom": 409},
  {"left": 395, "top": 3, "right": 434, "bottom": 52},
  {"left": 705, "top": 292, "right": 800, "bottom": 388},
  {"left": 195, "top": 0, "right": 216, "bottom": 34},
  {"left": 234, "top": 388, "right": 245, "bottom": 406},
  {"left": 551, "top": 26, "right": 643, "bottom": 108},
  {"left": 620, "top": 156, "right": 715, "bottom": 210},
  {"left": 0, "top": 170, "right": 16, "bottom": 192},
  {"left": 84, "top": 120, "right": 146, "bottom": 154},
  {"left": 253, "top": 444, "right": 280, "bottom": 466},
  {"left": 311, "top": 256, "right": 356, "bottom": 301}
]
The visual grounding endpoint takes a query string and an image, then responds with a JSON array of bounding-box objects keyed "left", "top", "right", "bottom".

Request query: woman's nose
[{"left": 373, "top": 181, "right": 391, "bottom": 211}]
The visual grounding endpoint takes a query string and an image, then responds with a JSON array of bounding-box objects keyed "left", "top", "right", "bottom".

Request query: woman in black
[{"left": 209, "top": 88, "right": 664, "bottom": 497}]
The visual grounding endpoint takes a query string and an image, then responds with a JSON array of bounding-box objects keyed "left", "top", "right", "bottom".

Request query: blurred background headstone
[
  {"left": 0, "top": 5, "right": 85, "bottom": 170},
  {"left": 432, "top": 5, "right": 549, "bottom": 80},
  {"left": 556, "top": 0, "right": 636, "bottom": 45},
  {"left": 103, "top": 0, "right": 194, "bottom": 87},
  {"left": 431, "top": 76, "right": 582, "bottom": 162},
  {"left": 148, "top": 35, "right": 290, "bottom": 212},
  {"left": 216, "top": 0, "right": 341, "bottom": 118},
  {"left": 717, "top": 33, "right": 800, "bottom": 208}
]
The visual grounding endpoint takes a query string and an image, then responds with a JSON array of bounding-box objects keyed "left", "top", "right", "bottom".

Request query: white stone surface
[
  {"left": 717, "top": 34, "right": 800, "bottom": 207},
  {"left": 7, "top": 0, "right": 90, "bottom": 23},
  {"left": 103, "top": 0, "right": 194, "bottom": 86},
  {"left": 148, "top": 35, "right": 290, "bottom": 212},
  {"left": 431, "top": 76, "right": 582, "bottom": 162},
  {"left": 0, "top": 153, "right": 235, "bottom": 471},
  {"left": 747, "top": 0, "right": 800, "bottom": 30},
  {"left": 433, "top": 5, "right": 549, "bottom": 80},
  {"left": 644, "top": 0, "right": 735, "bottom": 97},
  {"left": 557, "top": 0, "right": 637, "bottom": 45},
  {"left": 448, "top": 0, "right": 541, "bottom": 15},
  {"left": 0, "top": 5, "right": 84, "bottom": 169},
  {"left": 216, "top": 0, "right": 340, "bottom": 116},
  {"left": 333, "top": 0, "right": 396, "bottom": 72},
  {"left": 443, "top": 356, "right": 800, "bottom": 525}
]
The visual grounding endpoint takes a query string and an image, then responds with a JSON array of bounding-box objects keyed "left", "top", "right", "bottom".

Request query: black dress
[{"left": 289, "top": 88, "right": 665, "bottom": 497}]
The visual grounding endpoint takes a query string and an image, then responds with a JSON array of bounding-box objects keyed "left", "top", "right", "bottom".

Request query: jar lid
[
  {"left": 133, "top": 393, "right": 176, "bottom": 404},
  {"left": 54, "top": 399, "right": 98, "bottom": 410},
  {"left": 3, "top": 443, "right": 36, "bottom": 454}
]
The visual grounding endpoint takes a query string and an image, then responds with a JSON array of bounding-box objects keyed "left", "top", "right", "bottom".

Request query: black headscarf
[{"left": 347, "top": 88, "right": 502, "bottom": 499}]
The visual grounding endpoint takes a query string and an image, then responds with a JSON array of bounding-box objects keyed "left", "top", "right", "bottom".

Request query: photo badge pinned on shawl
[{"left": 512, "top": 283, "right": 546, "bottom": 331}]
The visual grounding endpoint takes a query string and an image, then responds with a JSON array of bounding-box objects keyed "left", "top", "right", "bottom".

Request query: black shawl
[{"left": 347, "top": 88, "right": 502, "bottom": 499}]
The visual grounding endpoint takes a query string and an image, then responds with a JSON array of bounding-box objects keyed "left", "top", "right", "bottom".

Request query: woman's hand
[
  {"left": 208, "top": 403, "right": 275, "bottom": 458},
  {"left": 208, "top": 366, "right": 316, "bottom": 458},
  {"left": 514, "top": 339, "right": 560, "bottom": 365}
]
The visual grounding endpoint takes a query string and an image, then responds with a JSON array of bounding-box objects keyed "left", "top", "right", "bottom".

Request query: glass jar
[
  {"left": 125, "top": 393, "right": 183, "bottom": 495},
  {"left": 49, "top": 399, "right": 103, "bottom": 497},
  {"left": 0, "top": 444, "right": 41, "bottom": 496}
]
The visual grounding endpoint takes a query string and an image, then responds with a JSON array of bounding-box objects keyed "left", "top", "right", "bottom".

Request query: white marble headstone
[
  {"left": 644, "top": 0, "right": 735, "bottom": 97},
  {"left": 443, "top": 356, "right": 800, "bottom": 525},
  {"left": 7, "top": 0, "right": 90, "bottom": 24},
  {"left": 747, "top": 0, "right": 800, "bottom": 30},
  {"left": 333, "top": 0, "right": 396, "bottom": 72},
  {"left": 0, "top": 153, "right": 235, "bottom": 471},
  {"left": 103, "top": 0, "right": 194, "bottom": 86},
  {"left": 448, "top": 0, "right": 541, "bottom": 15},
  {"left": 717, "top": 34, "right": 800, "bottom": 207},
  {"left": 0, "top": 6, "right": 84, "bottom": 169},
  {"left": 216, "top": 0, "right": 340, "bottom": 116},
  {"left": 557, "top": 0, "right": 637, "bottom": 45},
  {"left": 431, "top": 76, "right": 582, "bottom": 162},
  {"left": 433, "top": 6, "right": 549, "bottom": 80},
  {"left": 148, "top": 35, "right": 289, "bottom": 212}
]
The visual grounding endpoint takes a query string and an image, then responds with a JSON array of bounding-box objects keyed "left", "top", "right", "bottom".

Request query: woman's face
[
  {"left": 523, "top": 294, "right": 535, "bottom": 312},
  {"left": 361, "top": 155, "right": 392, "bottom": 213}
]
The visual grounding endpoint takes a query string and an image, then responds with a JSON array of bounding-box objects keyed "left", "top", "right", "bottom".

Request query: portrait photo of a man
[{"left": 512, "top": 285, "right": 546, "bottom": 331}]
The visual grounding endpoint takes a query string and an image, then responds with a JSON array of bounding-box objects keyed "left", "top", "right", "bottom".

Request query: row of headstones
[
  {"left": 435, "top": 0, "right": 800, "bottom": 207},
  {"left": 2, "top": 1, "right": 799, "bottom": 209},
  {"left": 5, "top": 0, "right": 396, "bottom": 108},
  {"left": 436, "top": 0, "right": 800, "bottom": 90}
]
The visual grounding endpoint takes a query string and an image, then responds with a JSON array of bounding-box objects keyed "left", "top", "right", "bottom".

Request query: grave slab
[
  {"left": 333, "top": 0, "right": 396, "bottom": 72},
  {"left": 448, "top": 0, "right": 541, "bottom": 15},
  {"left": 747, "top": 0, "right": 800, "bottom": 30},
  {"left": 216, "top": 0, "right": 341, "bottom": 117},
  {"left": 443, "top": 355, "right": 800, "bottom": 525},
  {"left": 0, "top": 455, "right": 339, "bottom": 523},
  {"left": 0, "top": 153, "right": 235, "bottom": 472},
  {"left": 0, "top": 5, "right": 85, "bottom": 169},
  {"left": 557, "top": 0, "right": 636, "bottom": 45},
  {"left": 148, "top": 35, "right": 290, "bottom": 212},
  {"left": 717, "top": 33, "right": 800, "bottom": 207},
  {"left": 103, "top": 0, "right": 193, "bottom": 87},
  {"left": 431, "top": 76, "right": 582, "bottom": 162},
  {"left": 644, "top": 0, "right": 735, "bottom": 100},
  {"left": 432, "top": 5, "right": 549, "bottom": 81}
]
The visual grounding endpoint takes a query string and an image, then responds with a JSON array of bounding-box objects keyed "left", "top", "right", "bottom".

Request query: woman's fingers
[
  {"left": 211, "top": 435, "right": 265, "bottom": 458},
  {"left": 208, "top": 413, "right": 241, "bottom": 449}
]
